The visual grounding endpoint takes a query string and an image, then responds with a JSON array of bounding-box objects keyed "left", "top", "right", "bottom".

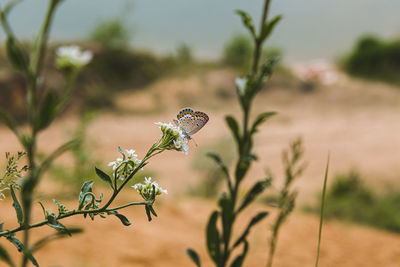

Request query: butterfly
[{"left": 173, "top": 108, "right": 209, "bottom": 141}]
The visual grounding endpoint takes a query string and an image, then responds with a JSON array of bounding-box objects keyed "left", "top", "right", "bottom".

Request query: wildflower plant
[
  {"left": 0, "top": 1, "right": 186, "bottom": 266},
  {"left": 186, "top": 0, "right": 305, "bottom": 266}
]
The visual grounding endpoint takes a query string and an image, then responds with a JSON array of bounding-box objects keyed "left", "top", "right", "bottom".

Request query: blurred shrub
[
  {"left": 222, "top": 34, "right": 253, "bottom": 70},
  {"left": 90, "top": 18, "right": 131, "bottom": 50},
  {"left": 189, "top": 138, "right": 235, "bottom": 198},
  {"left": 306, "top": 170, "right": 400, "bottom": 232},
  {"left": 176, "top": 43, "right": 194, "bottom": 65},
  {"left": 343, "top": 35, "right": 400, "bottom": 85}
]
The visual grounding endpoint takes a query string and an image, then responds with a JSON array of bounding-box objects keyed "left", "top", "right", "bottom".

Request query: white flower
[
  {"left": 132, "top": 177, "right": 167, "bottom": 200},
  {"left": 56, "top": 45, "right": 92, "bottom": 69},
  {"left": 125, "top": 149, "right": 137, "bottom": 158},
  {"left": 235, "top": 77, "right": 247, "bottom": 95},
  {"left": 108, "top": 148, "right": 143, "bottom": 180},
  {"left": 156, "top": 122, "right": 189, "bottom": 154}
]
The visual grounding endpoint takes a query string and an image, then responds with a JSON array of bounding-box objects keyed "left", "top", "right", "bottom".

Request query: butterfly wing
[
  {"left": 176, "top": 108, "right": 209, "bottom": 136},
  {"left": 187, "top": 111, "right": 209, "bottom": 135}
]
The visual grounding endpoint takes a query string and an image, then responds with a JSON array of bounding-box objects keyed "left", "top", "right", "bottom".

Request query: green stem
[
  {"left": 20, "top": 1, "right": 61, "bottom": 266},
  {"left": 251, "top": 0, "right": 271, "bottom": 75},
  {"left": 0, "top": 200, "right": 152, "bottom": 237}
]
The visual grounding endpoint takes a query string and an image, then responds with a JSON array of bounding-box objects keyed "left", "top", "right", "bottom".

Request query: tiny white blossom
[
  {"left": 132, "top": 177, "right": 167, "bottom": 200},
  {"left": 56, "top": 45, "right": 92, "bottom": 69},
  {"left": 235, "top": 77, "right": 247, "bottom": 95}
]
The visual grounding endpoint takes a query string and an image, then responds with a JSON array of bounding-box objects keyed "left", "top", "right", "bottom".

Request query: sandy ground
[{"left": 1, "top": 69, "right": 400, "bottom": 266}]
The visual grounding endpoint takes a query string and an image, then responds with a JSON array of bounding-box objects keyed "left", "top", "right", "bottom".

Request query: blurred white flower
[
  {"left": 132, "top": 177, "right": 167, "bottom": 201},
  {"left": 56, "top": 45, "right": 92, "bottom": 69},
  {"left": 235, "top": 77, "right": 247, "bottom": 95}
]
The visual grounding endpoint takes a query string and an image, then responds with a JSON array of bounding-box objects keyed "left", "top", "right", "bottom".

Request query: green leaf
[
  {"left": 145, "top": 205, "right": 152, "bottom": 222},
  {"left": 6, "top": 235, "right": 23, "bottom": 252},
  {"left": 185, "top": 248, "right": 201, "bottom": 267},
  {"left": 315, "top": 154, "right": 330, "bottom": 267},
  {"left": 78, "top": 181, "right": 93, "bottom": 209},
  {"left": 107, "top": 211, "right": 131, "bottom": 226},
  {"left": 0, "top": 109, "right": 20, "bottom": 138},
  {"left": 38, "top": 139, "right": 79, "bottom": 176},
  {"left": 95, "top": 166, "right": 113, "bottom": 188},
  {"left": 10, "top": 186, "right": 23, "bottom": 225},
  {"left": 0, "top": 244, "right": 15, "bottom": 267},
  {"left": 230, "top": 240, "right": 249, "bottom": 267},
  {"left": 36, "top": 89, "right": 59, "bottom": 131},
  {"left": 148, "top": 205, "right": 158, "bottom": 217},
  {"left": 32, "top": 227, "right": 83, "bottom": 252},
  {"left": 3, "top": 0, "right": 22, "bottom": 17},
  {"left": 206, "top": 211, "right": 220, "bottom": 265},
  {"left": 118, "top": 146, "right": 126, "bottom": 160},
  {"left": 218, "top": 193, "right": 234, "bottom": 244},
  {"left": 250, "top": 111, "right": 276, "bottom": 135},
  {"left": 206, "top": 152, "right": 231, "bottom": 188},
  {"left": 233, "top": 212, "right": 268, "bottom": 248},
  {"left": 237, "top": 178, "right": 272, "bottom": 213},
  {"left": 25, "top": 250, "right": 39, "bottom": 267},
  {"left": 225, "top": 115, "right": 241, "bottom": 147},
  {"left": 46, "top": 211, "right": 71, "bottom": 236},
  {"left": 260, "top": 15, "right": 282, "bottom": 43},
  {"left": 235, "top": 159, "right": 250, "bottom": 183},
  {"left": 258, "top": 57, "right": 279, "bottom": 81},
  {"left": 38, "top": 202, "right": 46, "bottom": 218},
  {"left": 6, "top": 37, "right": 29, "bottom": 73},
  {"left": 235, "top": 10, "right": 256, "bottom": 39}
]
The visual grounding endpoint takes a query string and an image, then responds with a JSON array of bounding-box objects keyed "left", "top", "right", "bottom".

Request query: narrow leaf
[
  {"left": 10, "top": 186, "right": 23, "bottom": 225},
  {"left": 315, "top": 154, "right": 330, "bottom": 267},
  {"left": 145, "top": 205, "right": 152, "bottom": 222},
  {"left": 186, "top": 248, "right": 201, "bottom": 267},
  {"left": 230, "top": 240, "right": 249, "bottom": 267},
  {"left": 6, "top": 235, "right": 23, "bottom": 252},
  {"left": 95, "top": 166, "right": 113, "bottom": 187},
  {"left": 0, "top": 244, "right": 15, "bottom": 267},
  {"left": 3, "top": 0, "right": 22, "bottom": 16},
  {"left": 47, "top": 211, "right": 71, "bottom": 236},
  {"left": 225, "top": 115, "right": 241, "bottom": 146},
  {"left": 233, "top": 212, "right": 269, "bottom": 248},
  {"left": 32, "top": 227, "right": 83, "bottom": 252},
  {"left": 36, "top": 89, "right": 59, "bottom": 131},
  {"left": 6, "top": 37, "right": 29, "bottom": 72},
  {"left": 235, "top": 10, "right": 256, "bottom": 39},
  {"left": 237, "top": 178, "right": 272, "bottom": 213},
  {"left": 260, "top": 15, "right": 282, "bottom": 43},
  {"left": 206, "top": 152, "right": 232, "bottom": 191},
  {"left": 0, "top": 109, "right": 20, "bottom": 138},
  {"left": 107, "top": 211, "right": 131, "bottom": 226},
  {"left": 39, "top": 139, "right": 79, "bottom": 175},
  {"left": 250, "top": 112, "right": 276, "bottom": 135},
  {"left": 118, "top": 146, "right": 126, "bottom": 160},
  {"left": 148, "top": 205, "right": 158, "bottom": 217},
  {"left": 206, "top": 211, "right": 220, "bottom": 264}
]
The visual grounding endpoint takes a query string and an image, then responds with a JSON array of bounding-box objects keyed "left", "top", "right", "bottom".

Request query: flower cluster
[
  {"left": 108, "top": 148, "right": 142, "bottom": 181},
  {"left": 0, "top": 152, "right": 28, "bottom": 199},
  {"left": 56, "top": 45, "right": 93, "bottom": 70},
  {"left": 132, "top": 177, "right": 167, "bottom": 201},
  {"left": 155, "top": 122, "right": 189, "bottom": 155}
]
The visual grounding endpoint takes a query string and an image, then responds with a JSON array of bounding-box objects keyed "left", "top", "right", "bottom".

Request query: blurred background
[{"left": 1, "top": 0, "right": 400, "bottom": 266}]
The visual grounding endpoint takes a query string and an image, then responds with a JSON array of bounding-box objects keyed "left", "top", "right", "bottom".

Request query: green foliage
[
  {"left": 307, "top": 170, "right": 400, "bottom": 233},
  {"left": 222, "top": 34, "right": 253, "bottom": 70},
  {"left": 343, "top": 35, "right": 400, "bottom": 85},
  {"left": 190, "top": 138, "right": 235, "bottom": 198},
  {"left": 90, "top": 18, "right": 131, "bottom": 50},
  {"left": 176, "top": 43, "right": 194, "bottom": 64}
]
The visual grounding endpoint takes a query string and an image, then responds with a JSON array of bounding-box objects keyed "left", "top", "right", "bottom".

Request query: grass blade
[{"left": 315, "top": 154, "right": 330, "bottom": 267}]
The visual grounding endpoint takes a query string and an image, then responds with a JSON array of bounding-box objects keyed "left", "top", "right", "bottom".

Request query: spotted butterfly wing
[{"left": 174, "top": 108, "right": 209, "bottom": 138}]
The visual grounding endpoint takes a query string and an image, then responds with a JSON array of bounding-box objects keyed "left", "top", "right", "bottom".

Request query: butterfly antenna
[{"left": 192, "top": 137, "right": 198, "bottom": 147}]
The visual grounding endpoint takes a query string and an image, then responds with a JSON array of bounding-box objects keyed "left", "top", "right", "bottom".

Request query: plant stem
[
  {"left": 20, "top": 1, "right": 60, "bottom": 266},
  {"left": 251, "top": 0, "right": 271, "bottom": 75},
  {"left": 0, "top": 200, "right": 152, "bottom": 237}
]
